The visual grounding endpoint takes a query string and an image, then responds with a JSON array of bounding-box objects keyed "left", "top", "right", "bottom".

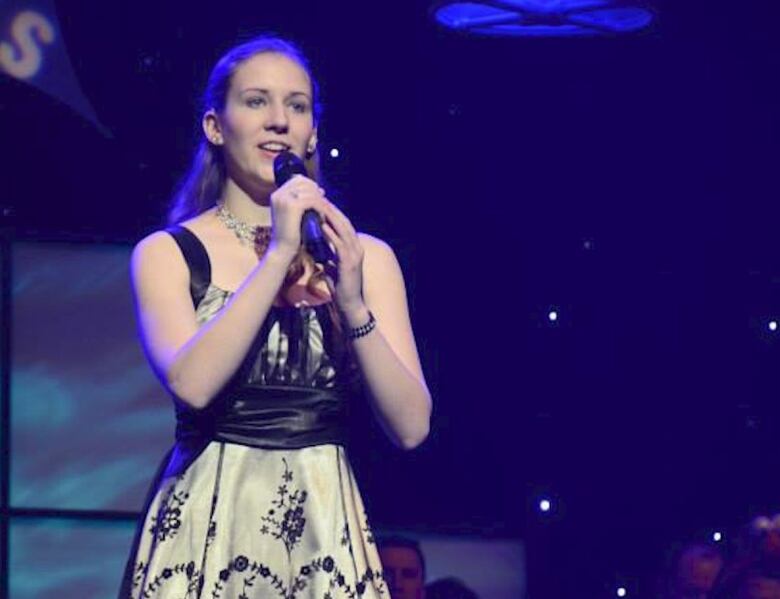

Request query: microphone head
[{"left": 273, "top": 151, "right": 308, "bottom": 187}]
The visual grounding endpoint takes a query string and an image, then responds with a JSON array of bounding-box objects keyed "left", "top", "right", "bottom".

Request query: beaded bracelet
[{"left": 348, "top": 311, "right": 376, "bottom": 340}]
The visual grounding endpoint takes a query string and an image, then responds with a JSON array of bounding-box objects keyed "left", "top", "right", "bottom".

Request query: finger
[
  {"left": 288, "top": 175, "right": 323, "bottom": 194},
  {"left": 322, "top": 221, "right": 347, "bottom": 255},
  {"left": 323, "top": 205, "right": 359, "bottom": 249},
  {"left": 280, "top": 177, "right": 319, "bottom": 202},
  {"left": 324, "top": 202, "right": 356, "bottom": 235},
  {"left": 323, "top": 273, "right": 337, "bottom": 297}
]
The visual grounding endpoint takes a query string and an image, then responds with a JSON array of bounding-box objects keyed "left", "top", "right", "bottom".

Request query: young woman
[{"left": 119, "top": 35, "right": 431, "bottom": 599}]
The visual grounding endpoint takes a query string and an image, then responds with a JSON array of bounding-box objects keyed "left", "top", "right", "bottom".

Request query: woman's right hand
[{"left": 269, "top": 174, "right": 328, "bottom": 255}]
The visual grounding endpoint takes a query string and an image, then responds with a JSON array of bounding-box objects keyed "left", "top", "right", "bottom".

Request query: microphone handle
[{"left": 301, "top": 209, "right": 334, "bottom": 265}]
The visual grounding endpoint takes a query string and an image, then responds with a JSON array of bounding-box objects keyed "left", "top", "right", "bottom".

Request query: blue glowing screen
[
  {"left": 10, "top": 242, "right": 171, "bottom": 512},
  {"left": 9, "top": 518, "right": 136, "bottom": 598}
]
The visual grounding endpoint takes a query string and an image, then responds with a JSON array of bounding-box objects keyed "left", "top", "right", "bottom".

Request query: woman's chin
[
  {"left": 256, "top": 164, "right": 278, "bottom": 187},
  {"left": 250, "top": 176, "right": 277, "bottom": 200}
]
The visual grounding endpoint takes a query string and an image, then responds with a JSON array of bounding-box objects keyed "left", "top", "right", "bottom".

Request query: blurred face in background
[
  {"left": 379, "top": 545, "right": 425, "bottom": 599},
  {"left": 739, "top": 576, "right": 780, "bottom": 599},
  {"left": 669, "top": 545, "right": 724, "bottom": 599}
]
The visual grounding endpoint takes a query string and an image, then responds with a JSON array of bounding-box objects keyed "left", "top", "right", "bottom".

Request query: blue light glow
[{"left": 433, "top": 1, "right": 654, "bottom": 37}]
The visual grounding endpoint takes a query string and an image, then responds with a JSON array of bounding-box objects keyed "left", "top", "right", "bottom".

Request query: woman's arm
[
  {"left": 322, "top": 201, "right": 431, "bottom": 449},
  {"left": 132, "top": 232, "right": 296, "bottom": 409},
  {"left": 346, "top": 235, "right": 432, "bottom": 450},
  {"left": 133, "top": 175, "right": 328, "bottom": 410}
]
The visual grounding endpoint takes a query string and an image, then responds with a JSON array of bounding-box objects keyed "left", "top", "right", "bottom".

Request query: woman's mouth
[{"left": 257, "top": 141, "right": 291, "bottom": 158}]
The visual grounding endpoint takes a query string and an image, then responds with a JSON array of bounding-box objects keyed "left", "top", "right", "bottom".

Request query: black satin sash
[{"left": 167, "top": 385, "right": 348, "bottom": 476}]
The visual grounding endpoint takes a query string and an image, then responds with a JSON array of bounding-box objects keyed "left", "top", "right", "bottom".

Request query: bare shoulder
[
  {"left": 130, "top": 229, "right": 189, "bottom": 291},
  {"left": 132, "top": 229, "right": 182, "bottom": 268},
  {"left": 132, "top": 211, "right": 215, "bottom": 273},
  {"left": 358, "top": 233, "right": 407, "bottom": 298},
  {"left": 358, "top": 232, "right": 397, "bottom": 264}
]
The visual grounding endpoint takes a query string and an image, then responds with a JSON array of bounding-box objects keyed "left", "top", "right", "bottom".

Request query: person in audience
[
  {"left": 712, "top": 513, "right": 780, "bottom": 599},
  {"left": 662, "top": 541, "right": 725, "bottom": 599},
  {"left": 377, "top": 536, "right": 427, "bottom": 599},
  {"left": 425, "top": 577, "right": 479, "bottom": 599}
]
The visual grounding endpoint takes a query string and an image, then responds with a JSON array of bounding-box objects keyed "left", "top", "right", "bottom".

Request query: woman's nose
[{"left": 264, "top": 100, "right": 288, "bottom": 131}]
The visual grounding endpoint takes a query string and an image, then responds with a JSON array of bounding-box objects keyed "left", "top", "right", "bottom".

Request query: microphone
[{"left": 273, "top": 151, "right": 335, "bottom": 265}]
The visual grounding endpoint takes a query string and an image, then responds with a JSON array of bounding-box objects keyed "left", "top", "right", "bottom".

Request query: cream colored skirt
[{"left": 127, "top": 442, "right": 388, "bottom": 598}]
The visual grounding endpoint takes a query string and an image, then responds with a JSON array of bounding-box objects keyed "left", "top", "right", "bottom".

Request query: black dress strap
[{"left": 166, "top": 225, "right": 212, "bottom": 308}]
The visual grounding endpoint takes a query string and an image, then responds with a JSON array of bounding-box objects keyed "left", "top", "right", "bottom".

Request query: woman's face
[{"left": 205, "top": 52, "right": 317, "bottom": 193}]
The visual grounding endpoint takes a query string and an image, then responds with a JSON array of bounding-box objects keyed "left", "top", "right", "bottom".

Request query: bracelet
[{"left": 347, "top": 311, "right": 376, "bottom": 340}]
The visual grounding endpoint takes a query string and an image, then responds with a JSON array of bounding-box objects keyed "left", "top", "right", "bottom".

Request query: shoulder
[
  {"left": 132, "top": 211, "right": 215, "bottom": 268},
  {"left": 358, "top": 233, "right": 406, "bottom": 288},
  {"left": 132, "top": 229, "right": 180, "bottom": 265},
  {"left": 358, "top": 232, "right": 396, "bottom": 263},
  {"left": 130, "top": 229, "right": 190, "bottom": 289}
]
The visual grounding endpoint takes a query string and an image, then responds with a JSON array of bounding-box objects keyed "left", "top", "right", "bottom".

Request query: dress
[{"left": 119, "top": 226, "right": 388, "bottom": 599}]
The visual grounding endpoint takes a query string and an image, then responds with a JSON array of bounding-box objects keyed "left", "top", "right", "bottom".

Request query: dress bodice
[
  {"left": 193, "top": 284, "right": 356, "bottom": 391},
  {"left": 164, "top": 226, "right": 360, "bottom": 472}
]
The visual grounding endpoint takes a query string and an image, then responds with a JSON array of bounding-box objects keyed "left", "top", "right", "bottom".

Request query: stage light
[
  {"left": 769, "top": 320, "right": 777, "bottom": 332},
  {"left": 432, "top": 1, "right": 655, "bottom": 37},
  {"left": 539, "top": 498, "right": 551, "bottom": 512},
  {"left": 617, "top": 587, "right": 627, "bottom": 597},
  {"left": 329, "top": 148, "right": 340, "bottom": 158},
  {"left": 548, "top": 310, "right": 558, "bottom": 322},
  {"left": 713, "top": 531, "right": 723, "bottom": 542}
]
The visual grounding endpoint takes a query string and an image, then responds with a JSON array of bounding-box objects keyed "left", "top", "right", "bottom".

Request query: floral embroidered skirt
[{"left": 125, "top": 442, "right": 388, "bottom": 599}]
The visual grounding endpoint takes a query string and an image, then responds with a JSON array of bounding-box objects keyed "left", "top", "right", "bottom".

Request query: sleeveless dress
[{"left": 119, "top": 227, "right": 388, "bottom": 599}]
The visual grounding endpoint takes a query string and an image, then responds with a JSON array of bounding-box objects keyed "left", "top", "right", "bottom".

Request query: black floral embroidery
[
  {"left": 322, "top": 556, "right": 335, "bottom": 573},
  {"left": 234, "top": 555, "right": 249, "bottom": 572},
  {"left": 149, "top": 484, "right": 190, "bottom": 542},
  {"left": 211, "top": 555, "right": 386, "bottom": 599},
  {"left": 340, "top": 523, "right": 351, "bottom": 547},
  {"left": 131, "top": 561, "right": 146, "bottom": 591},
  {"left": 140, "top": 561, "right": 199, "bottom": 598},
  {"left": 260, "top": 458, "right": 308, "bottom": 554},
  {"left": 362, "top": 517, "right": 375, "bottom": 545},
  {"left": 205, "top": 520, "right": 217, "bottom": 548},
  {"left": 133, "top": 455, "right": 388, "bottom": 598}
]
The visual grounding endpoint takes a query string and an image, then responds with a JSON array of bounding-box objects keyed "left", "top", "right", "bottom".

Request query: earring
[{"left": 305, "top": 142, "right": 316, "bottom": 158}]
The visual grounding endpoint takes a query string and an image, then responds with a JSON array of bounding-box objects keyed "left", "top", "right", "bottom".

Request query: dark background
[{"left": 3, "top": 0, "right": 780, "bottom": 596}]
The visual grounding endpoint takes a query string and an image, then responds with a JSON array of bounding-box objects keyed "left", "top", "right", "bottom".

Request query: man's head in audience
[
  {"left": 377, "top": 536, "right": 426, "bottom": 599},
  {"left": 667, "top": 542, "right": 724, "bottom": 599}
]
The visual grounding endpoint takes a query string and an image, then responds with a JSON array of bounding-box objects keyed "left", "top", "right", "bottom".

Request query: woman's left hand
[{"left": 321, "top": 203, "right": 366, "bottom": 317}]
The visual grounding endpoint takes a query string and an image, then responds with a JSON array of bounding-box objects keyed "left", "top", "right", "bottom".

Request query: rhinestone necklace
[{"left": 215, "top": 202, "right": 272, "bottom": 250}]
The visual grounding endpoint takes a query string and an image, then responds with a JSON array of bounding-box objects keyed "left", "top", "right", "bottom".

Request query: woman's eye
[
  {"left": 247, "top": 97, "right": 266, "bottom": 108},
  {"left": 290, "top": 102, "right": 308, "bottom": 113}
]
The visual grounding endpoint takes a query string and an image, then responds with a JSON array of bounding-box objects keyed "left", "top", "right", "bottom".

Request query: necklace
[{"left": 215, "top": 202, "right": 272, "bottom": 251}]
